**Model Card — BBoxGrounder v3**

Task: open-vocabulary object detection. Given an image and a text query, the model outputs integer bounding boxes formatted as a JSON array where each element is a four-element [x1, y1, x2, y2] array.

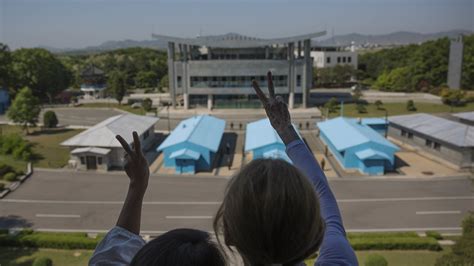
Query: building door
[[86, 156, 97, 170]]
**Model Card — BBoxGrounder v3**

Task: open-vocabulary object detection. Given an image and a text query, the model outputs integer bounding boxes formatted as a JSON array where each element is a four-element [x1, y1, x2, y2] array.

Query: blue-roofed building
[[157, 115, 226, 174], [317, 117, 399, 175], [0, 89, 10, 115], [245, 118, 294, 163], [361, 118, 388, 136]]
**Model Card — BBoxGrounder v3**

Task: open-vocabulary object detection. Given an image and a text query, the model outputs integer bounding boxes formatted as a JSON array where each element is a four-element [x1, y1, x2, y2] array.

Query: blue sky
[[1, 0, 472, 49]]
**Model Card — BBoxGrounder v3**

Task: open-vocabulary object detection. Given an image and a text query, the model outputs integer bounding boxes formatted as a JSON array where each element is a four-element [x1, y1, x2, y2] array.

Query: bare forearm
[[116, 184, 146, 235]]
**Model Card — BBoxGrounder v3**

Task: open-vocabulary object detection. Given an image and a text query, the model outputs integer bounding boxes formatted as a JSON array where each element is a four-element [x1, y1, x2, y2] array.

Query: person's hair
[[213, 158, 325, 266], [130, 228, 226, 266]]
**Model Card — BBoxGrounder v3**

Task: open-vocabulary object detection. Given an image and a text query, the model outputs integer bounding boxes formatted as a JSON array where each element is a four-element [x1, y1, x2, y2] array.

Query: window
[[326, 57, 331, 63], [408, 133, 413, 139], [177, 76, 182, 88], [348, 57, 352, 63], [342, 57, 346, 63], [425, 139, 432, 147], [337, 57, 341, 63], [297, 75, 301, 87], [80, 157, 85, 164], [143, 130, 149, 140], [434, 142, 441, 151], [98, 157, 103, 165], [401, 130, 407, 137]]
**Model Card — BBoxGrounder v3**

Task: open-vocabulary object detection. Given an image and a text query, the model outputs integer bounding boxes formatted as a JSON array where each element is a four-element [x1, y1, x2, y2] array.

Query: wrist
[[128, 181, 148, 195], [278, 125, 300, 145]]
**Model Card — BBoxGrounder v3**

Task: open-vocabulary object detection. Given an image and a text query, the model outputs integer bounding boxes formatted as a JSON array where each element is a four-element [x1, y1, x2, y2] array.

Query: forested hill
[[358, 35, 474, 91]]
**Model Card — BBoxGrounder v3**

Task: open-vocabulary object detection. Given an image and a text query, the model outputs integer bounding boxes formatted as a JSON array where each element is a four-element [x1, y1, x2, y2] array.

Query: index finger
[[116, 134, 134, 157], [267, 71, 275, 99], [252, 80, 269, 106]]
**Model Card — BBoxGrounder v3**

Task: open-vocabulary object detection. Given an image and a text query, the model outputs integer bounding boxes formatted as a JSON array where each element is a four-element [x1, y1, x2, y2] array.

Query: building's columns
[[207, 94, 213, 110], [288, 42, 295, 109], [208, 47, 212, 60], [182, 44, 189, 110], [167, 42, 176, 108], [265, 46, 270, 59], [303, 39, 312, 108], [297, 41, 302, 58]]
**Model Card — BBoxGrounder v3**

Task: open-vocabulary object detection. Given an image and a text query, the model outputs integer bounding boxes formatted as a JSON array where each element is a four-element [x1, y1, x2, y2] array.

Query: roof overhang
[[152, 31, 327, 48]]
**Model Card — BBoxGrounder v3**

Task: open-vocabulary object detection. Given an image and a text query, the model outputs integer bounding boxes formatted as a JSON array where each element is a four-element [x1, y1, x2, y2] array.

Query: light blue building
[[157, 115, 226, 174], [317, 117, 399, 175], [361, 118, 388, 136], [0, 89, 10, 115], [245, 118, 293, 163]]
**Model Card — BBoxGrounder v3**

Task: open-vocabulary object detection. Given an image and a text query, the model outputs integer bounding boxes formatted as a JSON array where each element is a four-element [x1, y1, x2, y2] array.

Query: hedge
[[365, 254, 388, 266], [32, 257, 53, 266], [348, 232, 419, 239], [4, 172, 17, 182], [349, 237, 442, 251], [426, 230, 443, 240], [0, 231, 101, 250]]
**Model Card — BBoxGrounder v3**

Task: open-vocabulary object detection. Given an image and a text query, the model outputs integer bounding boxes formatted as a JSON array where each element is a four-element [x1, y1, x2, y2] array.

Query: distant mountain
[[315, 29, 472, 47], [44, 29, 472, 54]]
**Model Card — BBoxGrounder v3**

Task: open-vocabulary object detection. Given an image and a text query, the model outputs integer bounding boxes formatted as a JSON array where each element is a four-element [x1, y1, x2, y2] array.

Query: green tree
[[374, 100, 384, 110], [7, 87, 41, 134], [356, 103, 367, 113], [142, 98, 153, 112], [373, 67, 413, 91], [324, 97, 338, 113], [406, 100, 417, 111], [135, 71, 158, 88], [440, 88, 466, 106], [43, 110, 59, 128], [108, 71, 128, 105], [12, 48, 72, 102], [159, 74, 169, 92], [0, 43, 12, 88]]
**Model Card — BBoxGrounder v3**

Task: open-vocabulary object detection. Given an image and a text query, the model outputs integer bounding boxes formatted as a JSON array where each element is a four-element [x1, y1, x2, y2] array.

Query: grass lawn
[[0, 125, 83, 169], [305, 248, 450, 266], [78, 102, 147, 115], [0, 247, 92, 266], [324, 102, 474, 118]]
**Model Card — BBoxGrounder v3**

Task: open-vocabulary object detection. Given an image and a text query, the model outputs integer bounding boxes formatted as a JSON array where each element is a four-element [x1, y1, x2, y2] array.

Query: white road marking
[[416, 210, 462, 215], [2, 196, 473, 205], [165, 216, 213, 219], [35, 214, 81, 218]]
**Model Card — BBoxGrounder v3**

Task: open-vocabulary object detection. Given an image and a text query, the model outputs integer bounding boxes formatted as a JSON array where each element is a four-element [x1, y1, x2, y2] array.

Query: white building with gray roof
[[62, 114, 159, 171], [388, 113, 474, 169]]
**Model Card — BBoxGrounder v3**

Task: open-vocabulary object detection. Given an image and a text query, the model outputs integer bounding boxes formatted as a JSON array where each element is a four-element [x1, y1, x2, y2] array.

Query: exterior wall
[[161, 142, 213, 173], [252, 143, 287, 160], [0, 89, 10, 115], [320, 131, 397, 175], [388, 125, 472, 168], [312, 51, 358, 69], [173, 60, 305, 95], [70, 151, 110, 171]]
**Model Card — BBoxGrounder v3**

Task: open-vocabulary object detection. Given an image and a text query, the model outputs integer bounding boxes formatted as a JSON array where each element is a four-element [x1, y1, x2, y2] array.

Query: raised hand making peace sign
[[252, 71, 299, 145], [116, 131, 149, 191]]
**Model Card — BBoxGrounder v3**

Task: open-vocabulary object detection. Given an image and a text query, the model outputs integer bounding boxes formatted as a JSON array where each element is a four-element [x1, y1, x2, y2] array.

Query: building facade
[[153, 32, 326, 109], [318, 117, 399, 175], [245, 118, 294, 163], [388, 113, 474, 170], [157, 115, 226, 174], [0, 89, 10, 115], [62, 114, 158, 171], [80, 65, 107, 99], [311, 46, 358, 69]]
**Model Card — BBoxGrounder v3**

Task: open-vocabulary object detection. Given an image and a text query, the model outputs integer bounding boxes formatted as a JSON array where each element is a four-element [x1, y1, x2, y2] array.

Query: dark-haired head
[[214, 159, 325, 266], [130, 228, 226, 266]]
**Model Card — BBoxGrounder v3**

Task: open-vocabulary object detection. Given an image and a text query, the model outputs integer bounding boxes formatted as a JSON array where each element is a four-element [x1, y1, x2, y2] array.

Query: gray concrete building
[[447, 35, 464, 89], [388, 113, 474, 170], [152, 32, 326, 109]]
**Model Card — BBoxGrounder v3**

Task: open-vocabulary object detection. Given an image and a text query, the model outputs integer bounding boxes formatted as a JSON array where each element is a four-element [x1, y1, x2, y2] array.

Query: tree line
[[0, 44, 169, 104]]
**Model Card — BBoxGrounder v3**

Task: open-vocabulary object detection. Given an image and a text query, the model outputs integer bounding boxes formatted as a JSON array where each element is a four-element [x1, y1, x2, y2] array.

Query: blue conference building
[[157, 115, 226, 174], [0, 89, 10, 115], [317, 117, 399, 175], [245, 118, 293, 163]]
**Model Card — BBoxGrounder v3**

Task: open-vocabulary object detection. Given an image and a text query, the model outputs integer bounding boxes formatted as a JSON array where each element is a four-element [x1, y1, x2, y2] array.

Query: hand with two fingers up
[[252, 71, 300, 145], [116, 131, 149, 192]]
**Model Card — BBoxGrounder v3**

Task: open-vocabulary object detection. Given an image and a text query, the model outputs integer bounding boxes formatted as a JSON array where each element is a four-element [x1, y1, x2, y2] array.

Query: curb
[[0, 162, 33, 199]]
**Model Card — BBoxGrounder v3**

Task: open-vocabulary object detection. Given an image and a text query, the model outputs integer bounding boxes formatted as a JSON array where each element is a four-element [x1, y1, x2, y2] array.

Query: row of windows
[[326, 56, 352, 64], [187, 75, 297, 88], [401, 130, 441, 151]]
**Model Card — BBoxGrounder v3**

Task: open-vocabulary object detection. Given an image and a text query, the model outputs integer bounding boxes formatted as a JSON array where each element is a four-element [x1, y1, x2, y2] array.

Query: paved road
[[1, 169, 472, 235], [41, 108, 123, 127]]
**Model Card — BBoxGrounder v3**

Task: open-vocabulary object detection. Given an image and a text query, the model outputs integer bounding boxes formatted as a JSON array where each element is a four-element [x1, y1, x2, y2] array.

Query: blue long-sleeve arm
[[286, 139, 358, 266]]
